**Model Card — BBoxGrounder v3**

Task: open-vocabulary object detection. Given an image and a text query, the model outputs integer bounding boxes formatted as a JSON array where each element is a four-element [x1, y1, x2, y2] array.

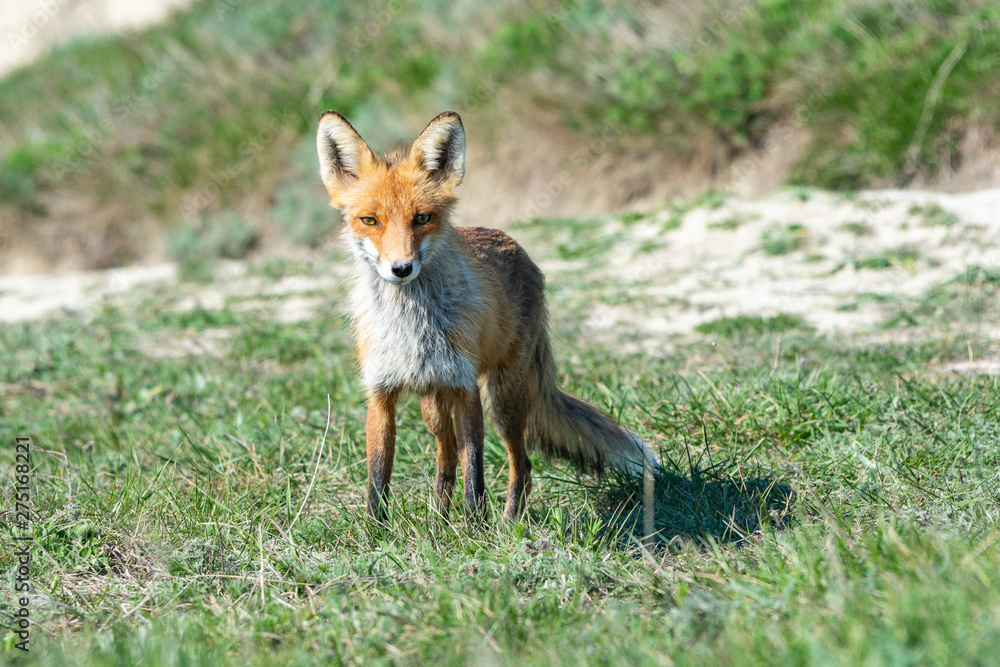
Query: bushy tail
[[525, 335, 658, 477]]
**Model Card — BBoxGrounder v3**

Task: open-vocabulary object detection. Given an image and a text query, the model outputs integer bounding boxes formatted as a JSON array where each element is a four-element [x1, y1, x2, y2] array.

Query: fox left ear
[[410, 111, 465, 189], [317, 111, 376, 205]]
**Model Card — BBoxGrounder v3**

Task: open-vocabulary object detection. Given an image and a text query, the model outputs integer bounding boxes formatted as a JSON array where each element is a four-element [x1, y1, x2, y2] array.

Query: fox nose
[[391, 261, 413, 278]]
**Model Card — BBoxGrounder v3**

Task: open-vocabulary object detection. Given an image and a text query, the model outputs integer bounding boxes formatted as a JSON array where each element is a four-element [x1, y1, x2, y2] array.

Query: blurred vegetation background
[[1, 0, 998, 272]]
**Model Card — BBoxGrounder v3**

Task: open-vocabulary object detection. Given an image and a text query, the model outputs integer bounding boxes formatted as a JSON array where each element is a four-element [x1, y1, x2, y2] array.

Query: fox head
[[317, 110, 466, 285]]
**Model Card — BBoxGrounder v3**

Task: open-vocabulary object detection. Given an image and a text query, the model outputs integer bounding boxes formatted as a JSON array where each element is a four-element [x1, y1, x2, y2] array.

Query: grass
[[910, 202, 960, 228], [661, 213, 684, 233], [3, 225, 1000, 663], [512, 217, 616, 263], [535, 0, 1000, 188], [840, 220, 874, 236], [694, 313, 811, 337], [707, 214, 754, 231], [168, 210, 259, 283], [880, 264, 1000, 329], [854, 246, 920, 271], [619, 212, 649, 226], [760, 223, 807, 256], [785, 186, 816, 202], [692, 190, 728, 210], [836, 292, 897, 312], [955, 264, 1000, 285], [636, 239, 666, 254]]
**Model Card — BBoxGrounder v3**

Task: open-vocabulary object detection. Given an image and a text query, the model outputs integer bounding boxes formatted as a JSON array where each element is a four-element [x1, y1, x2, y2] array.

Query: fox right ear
[[410, 111, 465, 189], [317, 111, 375, 204]]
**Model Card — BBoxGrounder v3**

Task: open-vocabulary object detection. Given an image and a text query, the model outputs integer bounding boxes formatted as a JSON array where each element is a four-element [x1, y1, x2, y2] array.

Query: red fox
[[316, 110, 657, 529]]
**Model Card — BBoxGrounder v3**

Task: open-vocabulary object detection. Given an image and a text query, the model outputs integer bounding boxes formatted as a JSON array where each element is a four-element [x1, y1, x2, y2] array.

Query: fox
[[316, 110, 657, 529]]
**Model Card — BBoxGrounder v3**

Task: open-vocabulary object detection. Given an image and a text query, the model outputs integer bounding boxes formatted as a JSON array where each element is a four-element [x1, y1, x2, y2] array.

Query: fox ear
[[317, 111, 375, 203], [410, 111, 465, 189]]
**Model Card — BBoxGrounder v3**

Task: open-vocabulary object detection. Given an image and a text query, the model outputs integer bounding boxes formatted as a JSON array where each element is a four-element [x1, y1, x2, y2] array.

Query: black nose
[[391, 261, 413, 278]]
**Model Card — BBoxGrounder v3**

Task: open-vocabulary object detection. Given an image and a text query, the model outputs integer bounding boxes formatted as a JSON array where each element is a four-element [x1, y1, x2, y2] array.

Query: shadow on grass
[[596, 459, 794, 547]]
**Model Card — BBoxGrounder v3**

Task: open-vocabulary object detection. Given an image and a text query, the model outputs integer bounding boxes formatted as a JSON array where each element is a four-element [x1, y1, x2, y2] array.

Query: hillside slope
[[2, 0, 999, 272]]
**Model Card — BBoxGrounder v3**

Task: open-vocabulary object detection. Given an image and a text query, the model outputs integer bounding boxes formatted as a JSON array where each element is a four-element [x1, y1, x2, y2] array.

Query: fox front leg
[[365, 388, 400, 524], [420, 392, 459, 517], [454, 387, 487, 523]]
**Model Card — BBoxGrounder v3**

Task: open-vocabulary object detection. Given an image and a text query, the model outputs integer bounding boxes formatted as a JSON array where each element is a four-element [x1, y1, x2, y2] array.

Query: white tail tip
[[643, 457, 656, 545]]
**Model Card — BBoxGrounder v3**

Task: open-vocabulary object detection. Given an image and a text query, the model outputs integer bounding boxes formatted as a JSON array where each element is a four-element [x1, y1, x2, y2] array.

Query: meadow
[[3, 0, 1000, 663], [2, 206, 1000, 664]]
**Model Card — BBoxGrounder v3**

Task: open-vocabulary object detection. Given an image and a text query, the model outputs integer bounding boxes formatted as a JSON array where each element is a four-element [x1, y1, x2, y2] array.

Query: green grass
[[636, 239, 666, 254], [840, 220, 874, 236], [955, 264, 1000, 285], [910, 202, 960, 228], [513, 217, 616, 263], [785, 186, 817, 202], [692, 190, 728, 210], [168, 209, 259, 282], [538, 0, 1000, 188], [3, 243, 999, 663], [661, 213, 684, 233], [854, 246, 920, 271], [619, 211, 649, 226], [836, 292, 897, 312], [708, 215, 747, 231], [694, 313, 811, 337], [761, 223, 807, 256], [880, 265, 1000, 329]]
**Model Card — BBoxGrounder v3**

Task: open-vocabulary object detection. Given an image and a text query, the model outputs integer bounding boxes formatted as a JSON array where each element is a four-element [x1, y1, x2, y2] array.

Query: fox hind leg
[[420, 391, 459, 517], [498, 414, 532, 522], [485, 371, 533, 522]]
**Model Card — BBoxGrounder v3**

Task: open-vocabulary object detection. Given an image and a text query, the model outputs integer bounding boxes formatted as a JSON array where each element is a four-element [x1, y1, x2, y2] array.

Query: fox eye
[[414, 213, 431, 225], [360, 216, 377, 226]]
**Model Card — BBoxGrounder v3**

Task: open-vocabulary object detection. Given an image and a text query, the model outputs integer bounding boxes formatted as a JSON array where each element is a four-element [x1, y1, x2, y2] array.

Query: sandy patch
[[941, 359, 1000, 376], [0, 0, 192, 77], [0, 263, 175, 322], [138, 327, 230, 359], [2, 188, 998, 363], [528, 188, 1000, 352]]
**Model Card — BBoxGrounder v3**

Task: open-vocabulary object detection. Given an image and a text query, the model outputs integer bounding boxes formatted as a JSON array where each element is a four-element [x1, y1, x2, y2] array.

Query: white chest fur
[[348, 255, 484, 394]]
